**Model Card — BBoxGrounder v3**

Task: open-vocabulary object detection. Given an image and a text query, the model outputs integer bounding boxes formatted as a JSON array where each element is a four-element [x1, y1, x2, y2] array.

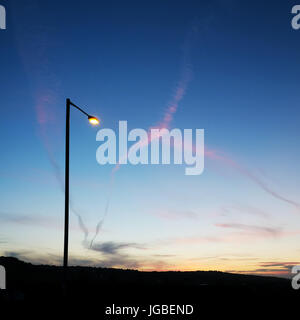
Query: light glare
[[88, 116, 100, 125]]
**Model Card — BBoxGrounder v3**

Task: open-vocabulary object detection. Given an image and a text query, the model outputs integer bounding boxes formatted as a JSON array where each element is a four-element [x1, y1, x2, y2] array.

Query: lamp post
[[64, 98, 99, 270]]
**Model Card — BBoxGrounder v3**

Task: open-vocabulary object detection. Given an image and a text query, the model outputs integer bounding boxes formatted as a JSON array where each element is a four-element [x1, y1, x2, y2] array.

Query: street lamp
[[64, 98, 100, 270]]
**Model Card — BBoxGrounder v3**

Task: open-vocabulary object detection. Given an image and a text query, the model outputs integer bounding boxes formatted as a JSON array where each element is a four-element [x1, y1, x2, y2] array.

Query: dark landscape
[[0, 256, 298, 316]]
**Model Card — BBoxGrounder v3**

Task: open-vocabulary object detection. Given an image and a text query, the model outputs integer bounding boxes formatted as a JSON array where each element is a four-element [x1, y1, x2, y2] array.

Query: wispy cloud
[[0, 211, 59, 228], [91, 22, 199, 245], [0, 211, 93, 235], [211, 152, 300, 211], [152, 209, 199, 221], [220, 205, 269, 219], [90, 241, 146, 255], [215, 223, 282, 237], [3, 250, 34, 261], [226, 261, 300, 278], [1, 250, 95, 266], [189, 254, 259, 262], [162, 223, 294, 246], [0, 236, 7, 244], [87, 241, 173, 270], [88, 241, 146, 269]]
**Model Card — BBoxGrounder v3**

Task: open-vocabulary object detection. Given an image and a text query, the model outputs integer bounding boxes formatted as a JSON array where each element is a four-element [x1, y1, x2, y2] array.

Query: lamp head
[[88, 115, 100, 125]]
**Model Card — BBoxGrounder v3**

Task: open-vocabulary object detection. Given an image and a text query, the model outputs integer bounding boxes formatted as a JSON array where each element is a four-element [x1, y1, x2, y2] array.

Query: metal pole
[[64, 98, 70, 269]]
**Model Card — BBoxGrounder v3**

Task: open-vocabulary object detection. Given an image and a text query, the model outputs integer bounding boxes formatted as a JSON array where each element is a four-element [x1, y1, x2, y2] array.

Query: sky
[[0, 0, 300, 278]]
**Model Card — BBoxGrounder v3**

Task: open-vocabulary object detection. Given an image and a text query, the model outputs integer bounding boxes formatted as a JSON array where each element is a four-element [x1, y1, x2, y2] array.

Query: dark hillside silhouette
[[0, 256, 299, 316]]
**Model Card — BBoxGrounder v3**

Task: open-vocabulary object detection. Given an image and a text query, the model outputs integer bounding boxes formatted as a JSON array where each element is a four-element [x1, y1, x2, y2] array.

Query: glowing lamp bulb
[[88, 116, 100, 125]]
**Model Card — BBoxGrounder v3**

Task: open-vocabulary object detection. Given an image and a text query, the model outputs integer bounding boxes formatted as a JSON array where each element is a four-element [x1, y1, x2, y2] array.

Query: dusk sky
[[1, 0, 300, 277]]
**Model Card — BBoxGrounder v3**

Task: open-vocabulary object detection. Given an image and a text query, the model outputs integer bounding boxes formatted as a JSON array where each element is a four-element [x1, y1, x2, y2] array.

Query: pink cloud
[[151, 209, 199, 220]]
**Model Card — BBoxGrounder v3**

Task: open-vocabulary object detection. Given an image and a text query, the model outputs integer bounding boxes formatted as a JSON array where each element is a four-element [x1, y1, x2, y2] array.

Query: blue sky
[[0, 0, 300, 276]]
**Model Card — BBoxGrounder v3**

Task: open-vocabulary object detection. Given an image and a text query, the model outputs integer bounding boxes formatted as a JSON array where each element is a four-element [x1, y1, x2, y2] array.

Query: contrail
[[90, 23, 199, 247], [154, 24, 195, 130], [40, 126, 91, 242], [216, 153, 300, 210], [48, 148, 90, 243], [70, 200, 89, 244], [11, 2, 91, 244], [175, 138, 300, 210], [13, 25, 91, 243], [113, 22, 198, 173], [89, 173, 115, 248]]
